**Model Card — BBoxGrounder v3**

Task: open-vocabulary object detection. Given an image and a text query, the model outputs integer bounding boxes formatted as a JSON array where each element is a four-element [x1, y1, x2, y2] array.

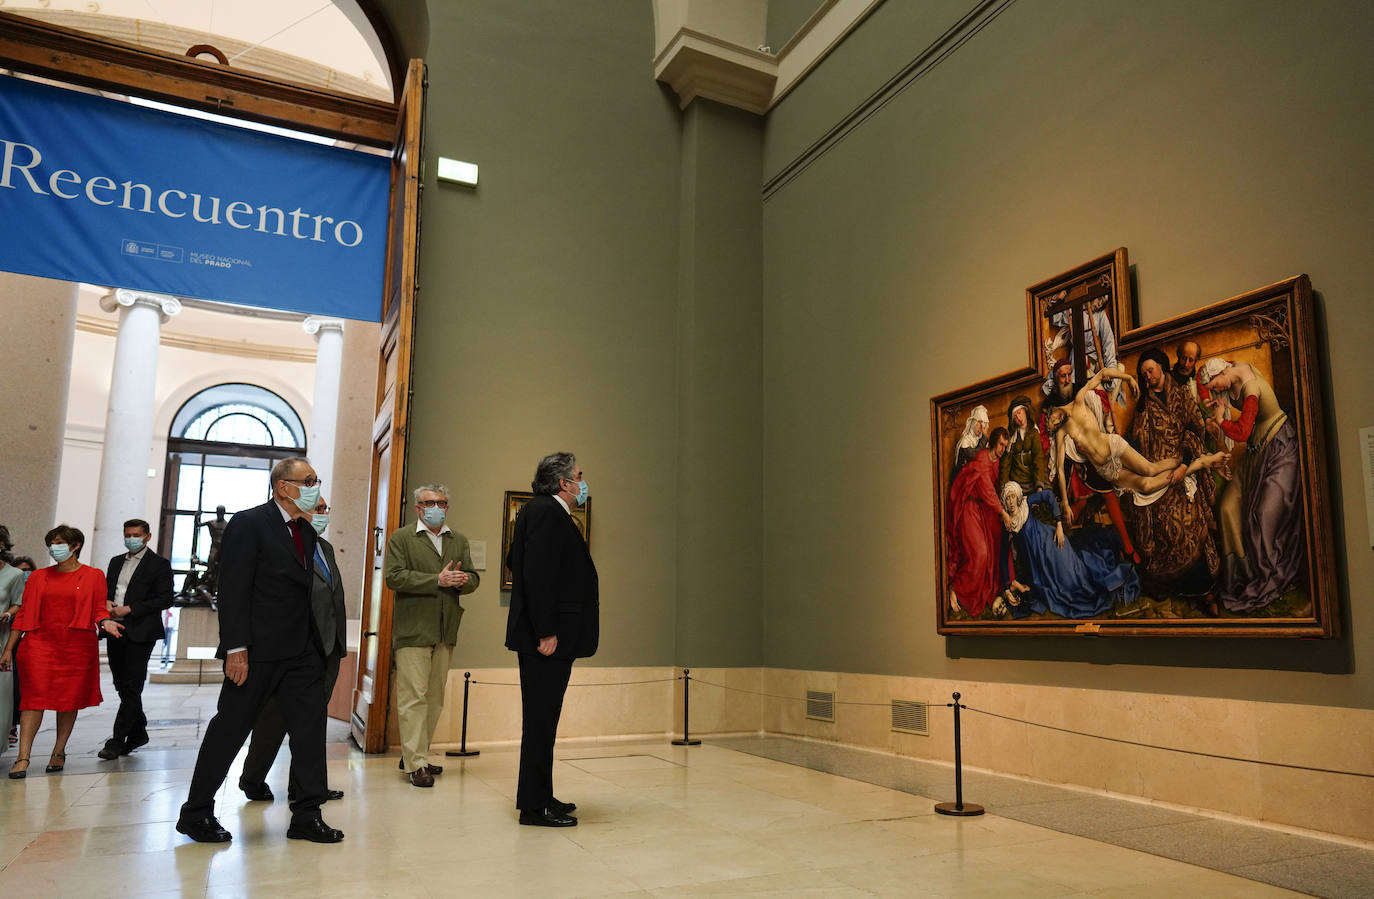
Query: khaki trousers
[[394, 642, 453, 773]]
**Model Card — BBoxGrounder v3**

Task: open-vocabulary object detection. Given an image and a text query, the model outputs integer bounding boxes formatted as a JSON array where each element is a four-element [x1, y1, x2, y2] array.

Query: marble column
[[91, 289, 180, 568], [303, 317, 345, 496], [0, 272, 78, 557]]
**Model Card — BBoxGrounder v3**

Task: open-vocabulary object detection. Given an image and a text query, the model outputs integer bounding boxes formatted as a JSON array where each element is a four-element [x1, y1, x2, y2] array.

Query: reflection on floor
[[0, 673, 1369, 897]]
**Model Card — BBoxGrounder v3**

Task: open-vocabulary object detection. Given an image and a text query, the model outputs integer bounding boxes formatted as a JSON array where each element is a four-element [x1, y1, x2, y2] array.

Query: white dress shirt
[[114, 544, 149, 607]]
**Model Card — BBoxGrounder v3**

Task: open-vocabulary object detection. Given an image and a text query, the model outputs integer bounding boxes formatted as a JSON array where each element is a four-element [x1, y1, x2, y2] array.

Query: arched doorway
[[160, 383, 307, 590]]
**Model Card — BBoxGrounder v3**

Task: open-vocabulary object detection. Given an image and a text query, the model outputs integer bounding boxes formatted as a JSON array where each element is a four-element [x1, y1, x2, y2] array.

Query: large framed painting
[[932, 258, 1337, 637], [498, 490, 593, 590]]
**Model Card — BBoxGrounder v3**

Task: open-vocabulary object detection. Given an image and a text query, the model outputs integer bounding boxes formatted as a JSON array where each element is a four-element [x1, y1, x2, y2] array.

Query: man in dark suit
[[238, 495, 348, 803], [505, 452, 599, 827], [98, 518, 174, 760], [176, 457, 343, 844]]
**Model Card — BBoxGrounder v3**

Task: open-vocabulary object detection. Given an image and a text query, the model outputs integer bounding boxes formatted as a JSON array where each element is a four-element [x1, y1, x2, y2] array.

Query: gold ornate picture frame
[[932, 257, 1337, 637]]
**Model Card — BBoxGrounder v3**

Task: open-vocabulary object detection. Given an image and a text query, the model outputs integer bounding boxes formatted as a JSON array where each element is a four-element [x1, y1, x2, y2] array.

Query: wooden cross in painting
[[1043, 273, 1114, 387], [931, 248, 1338, 638]]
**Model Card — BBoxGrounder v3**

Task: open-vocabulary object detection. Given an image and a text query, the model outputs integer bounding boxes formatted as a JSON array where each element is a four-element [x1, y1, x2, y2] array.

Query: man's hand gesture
[[437, 561, 468, 589]]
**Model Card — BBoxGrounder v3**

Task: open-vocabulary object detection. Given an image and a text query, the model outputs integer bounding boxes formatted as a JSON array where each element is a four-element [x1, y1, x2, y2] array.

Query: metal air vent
[[891, 699, 929, 735], [806, 690, 835, 722]]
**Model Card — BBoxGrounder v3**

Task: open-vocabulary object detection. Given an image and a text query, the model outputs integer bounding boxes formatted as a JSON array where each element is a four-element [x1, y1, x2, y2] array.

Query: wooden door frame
[[0, 9, 419, 753]]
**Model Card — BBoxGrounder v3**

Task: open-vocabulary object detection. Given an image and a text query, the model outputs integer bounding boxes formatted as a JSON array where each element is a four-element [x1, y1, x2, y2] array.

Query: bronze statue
[[200, 506, 228, 595]]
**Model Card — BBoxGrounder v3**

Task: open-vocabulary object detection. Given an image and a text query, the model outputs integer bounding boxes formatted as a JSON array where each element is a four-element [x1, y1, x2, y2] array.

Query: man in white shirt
[[99, 519, 174, 760]]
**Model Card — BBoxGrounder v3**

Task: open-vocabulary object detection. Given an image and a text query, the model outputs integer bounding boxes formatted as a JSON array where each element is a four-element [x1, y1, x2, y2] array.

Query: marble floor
[[0, 673, 1366, 897]]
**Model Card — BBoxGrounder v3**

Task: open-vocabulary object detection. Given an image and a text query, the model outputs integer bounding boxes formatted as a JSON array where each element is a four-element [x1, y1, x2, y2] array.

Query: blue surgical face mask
[[20, 571, 29, 582], [292, 483, 321, 513], [48, 543, 71, 563], [124, 536, 147, 553], [574, 479, 589, 506], [422, 505, 446, 528], [311, 513, 330, 535]]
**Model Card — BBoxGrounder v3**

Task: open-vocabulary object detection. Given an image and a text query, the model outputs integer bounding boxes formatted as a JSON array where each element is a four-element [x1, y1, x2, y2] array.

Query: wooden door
[[351, 58, 425, 752]]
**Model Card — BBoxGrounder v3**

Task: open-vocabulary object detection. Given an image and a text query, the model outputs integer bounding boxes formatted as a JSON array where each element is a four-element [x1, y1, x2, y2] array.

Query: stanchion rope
[[961, 704, 1374, 779], [470, 676, 681, 688]]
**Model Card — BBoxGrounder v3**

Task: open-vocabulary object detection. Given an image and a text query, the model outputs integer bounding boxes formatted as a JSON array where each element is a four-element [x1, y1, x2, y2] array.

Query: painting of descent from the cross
[[931, 248, 1339, 637]]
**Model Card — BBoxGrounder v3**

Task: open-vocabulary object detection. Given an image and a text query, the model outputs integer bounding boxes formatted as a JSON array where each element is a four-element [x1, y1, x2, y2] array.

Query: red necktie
[[289, 518, 305, 563]]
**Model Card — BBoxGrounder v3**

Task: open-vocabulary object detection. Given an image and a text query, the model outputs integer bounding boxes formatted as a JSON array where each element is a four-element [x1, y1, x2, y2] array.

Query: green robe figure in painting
[[1000, 395, 1046, 495]]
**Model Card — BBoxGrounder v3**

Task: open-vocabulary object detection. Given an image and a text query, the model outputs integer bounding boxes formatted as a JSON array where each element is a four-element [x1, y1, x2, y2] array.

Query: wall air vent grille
[[891, 699, 929, 735], [806, 690, 835, 722]]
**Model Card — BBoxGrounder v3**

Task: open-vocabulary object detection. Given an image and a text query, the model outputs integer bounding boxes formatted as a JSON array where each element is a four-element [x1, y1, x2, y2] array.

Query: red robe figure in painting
[[946, 428, 1010, 617]]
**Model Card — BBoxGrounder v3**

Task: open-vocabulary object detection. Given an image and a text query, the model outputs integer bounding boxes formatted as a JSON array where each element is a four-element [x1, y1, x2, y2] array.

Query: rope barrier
[[961, 705, 1374, 779], [470, 677, 680, 688], [450, 672, 1373, 781]]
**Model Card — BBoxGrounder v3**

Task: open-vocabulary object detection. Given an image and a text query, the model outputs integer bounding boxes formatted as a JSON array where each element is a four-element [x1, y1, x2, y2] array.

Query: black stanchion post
[[935, 691, 983, 816], [671, 668, 701, 746], [445, 671, 481, 758]]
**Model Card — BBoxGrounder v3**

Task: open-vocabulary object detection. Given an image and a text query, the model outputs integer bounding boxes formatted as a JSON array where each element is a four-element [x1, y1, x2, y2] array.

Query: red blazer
[[12, 564, 108, 632]]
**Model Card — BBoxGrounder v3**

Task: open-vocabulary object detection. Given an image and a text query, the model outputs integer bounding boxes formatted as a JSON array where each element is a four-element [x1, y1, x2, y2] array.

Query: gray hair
[[269, 457, 311, 491], [531, 452, 577, 496], [413, 484, 450, 505]]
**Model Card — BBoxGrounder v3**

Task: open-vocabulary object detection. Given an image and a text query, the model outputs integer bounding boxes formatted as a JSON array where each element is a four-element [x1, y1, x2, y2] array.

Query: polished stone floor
[[0, 672, 1366, 897]]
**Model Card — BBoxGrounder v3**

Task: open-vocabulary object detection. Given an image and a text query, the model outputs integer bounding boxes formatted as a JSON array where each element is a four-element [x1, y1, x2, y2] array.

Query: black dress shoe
[[239, 780, 274, 802], [551, 797, 576, 814], [519, 808, 577, 827], [398, 758, 444, 775], [286, 817, 344, 843], [408, 767, 435, 788], [122, 734, 150, 754], [287, 789, 345, 802], [177, 816, 232, 843], [97, 739, 122, 761]]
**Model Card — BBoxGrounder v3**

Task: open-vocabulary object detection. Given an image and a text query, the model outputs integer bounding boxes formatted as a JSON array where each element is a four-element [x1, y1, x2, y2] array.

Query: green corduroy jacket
[[383, 522, 479, 649]]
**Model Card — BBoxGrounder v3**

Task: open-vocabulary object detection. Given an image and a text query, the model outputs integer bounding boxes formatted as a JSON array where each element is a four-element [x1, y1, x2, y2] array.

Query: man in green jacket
[[384, 484, 479, 787]]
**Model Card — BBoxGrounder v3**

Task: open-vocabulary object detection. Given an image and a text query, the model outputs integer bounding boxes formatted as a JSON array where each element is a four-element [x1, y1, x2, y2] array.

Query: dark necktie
[[289, 518, 305, 564]]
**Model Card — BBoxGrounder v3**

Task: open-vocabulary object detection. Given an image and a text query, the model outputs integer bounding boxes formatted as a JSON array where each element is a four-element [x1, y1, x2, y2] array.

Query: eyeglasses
[[418, 500, 449, 509], [284, 477, 324, 488]]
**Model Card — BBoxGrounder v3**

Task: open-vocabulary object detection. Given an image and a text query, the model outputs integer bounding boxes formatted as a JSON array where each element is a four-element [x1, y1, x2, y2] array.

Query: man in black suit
[[98, 518, 174, 760], [238, 495, 348, 803], [176, 457, 343, 844], [505, 452, 599, 827]]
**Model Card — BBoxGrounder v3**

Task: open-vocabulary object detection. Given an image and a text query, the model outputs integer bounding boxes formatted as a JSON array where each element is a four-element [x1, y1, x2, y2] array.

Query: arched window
[[161, 384, 307, 590]]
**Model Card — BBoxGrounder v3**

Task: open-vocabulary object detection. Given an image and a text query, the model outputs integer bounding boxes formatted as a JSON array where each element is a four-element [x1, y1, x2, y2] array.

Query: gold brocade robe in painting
[[1129, 381, 1220, 583]]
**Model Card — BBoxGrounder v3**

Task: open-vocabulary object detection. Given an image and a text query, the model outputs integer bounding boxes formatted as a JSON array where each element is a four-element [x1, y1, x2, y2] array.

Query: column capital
[[303, 317, 346, 339], [99, 289, 181, 322]]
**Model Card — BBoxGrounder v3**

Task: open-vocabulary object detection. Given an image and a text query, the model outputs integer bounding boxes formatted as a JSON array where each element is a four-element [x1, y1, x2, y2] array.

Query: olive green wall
[[675, 99, 765, 667], [380, 0, 1373, 708], [765, 0, 826, 53], [391, 1, 764, 669], [760, 0, 1374, 708]]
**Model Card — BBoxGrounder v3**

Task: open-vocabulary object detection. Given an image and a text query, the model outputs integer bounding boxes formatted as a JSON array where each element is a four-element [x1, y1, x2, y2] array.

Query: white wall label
[[469, 539, 487, 571]]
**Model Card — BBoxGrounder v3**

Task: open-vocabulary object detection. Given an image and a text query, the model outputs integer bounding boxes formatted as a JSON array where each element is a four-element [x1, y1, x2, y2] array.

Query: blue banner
[[0, 75, 388, 321]]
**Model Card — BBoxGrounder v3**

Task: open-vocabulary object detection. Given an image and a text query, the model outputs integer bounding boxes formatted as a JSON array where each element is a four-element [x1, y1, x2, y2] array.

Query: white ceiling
[[1, 0, 391, 96]]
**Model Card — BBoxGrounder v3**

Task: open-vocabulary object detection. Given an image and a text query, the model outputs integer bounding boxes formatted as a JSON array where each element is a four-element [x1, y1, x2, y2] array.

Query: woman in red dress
[[0, 525, 124, 778]]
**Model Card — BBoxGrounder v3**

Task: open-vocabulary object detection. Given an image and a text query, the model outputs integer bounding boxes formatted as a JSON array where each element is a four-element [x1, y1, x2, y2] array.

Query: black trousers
[[515, 651, 573, 811], [180, 646, 328, 822], [240, 652, 341, 790], [105, 637, 156, 745]]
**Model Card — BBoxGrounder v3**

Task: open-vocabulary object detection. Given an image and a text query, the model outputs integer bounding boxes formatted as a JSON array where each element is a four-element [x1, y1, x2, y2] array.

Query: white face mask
[[48, 543, 72, 563]]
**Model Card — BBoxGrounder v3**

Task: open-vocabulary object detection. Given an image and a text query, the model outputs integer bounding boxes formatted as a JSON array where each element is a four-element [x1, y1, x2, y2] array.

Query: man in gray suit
[[238, 496, 348, 802]]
